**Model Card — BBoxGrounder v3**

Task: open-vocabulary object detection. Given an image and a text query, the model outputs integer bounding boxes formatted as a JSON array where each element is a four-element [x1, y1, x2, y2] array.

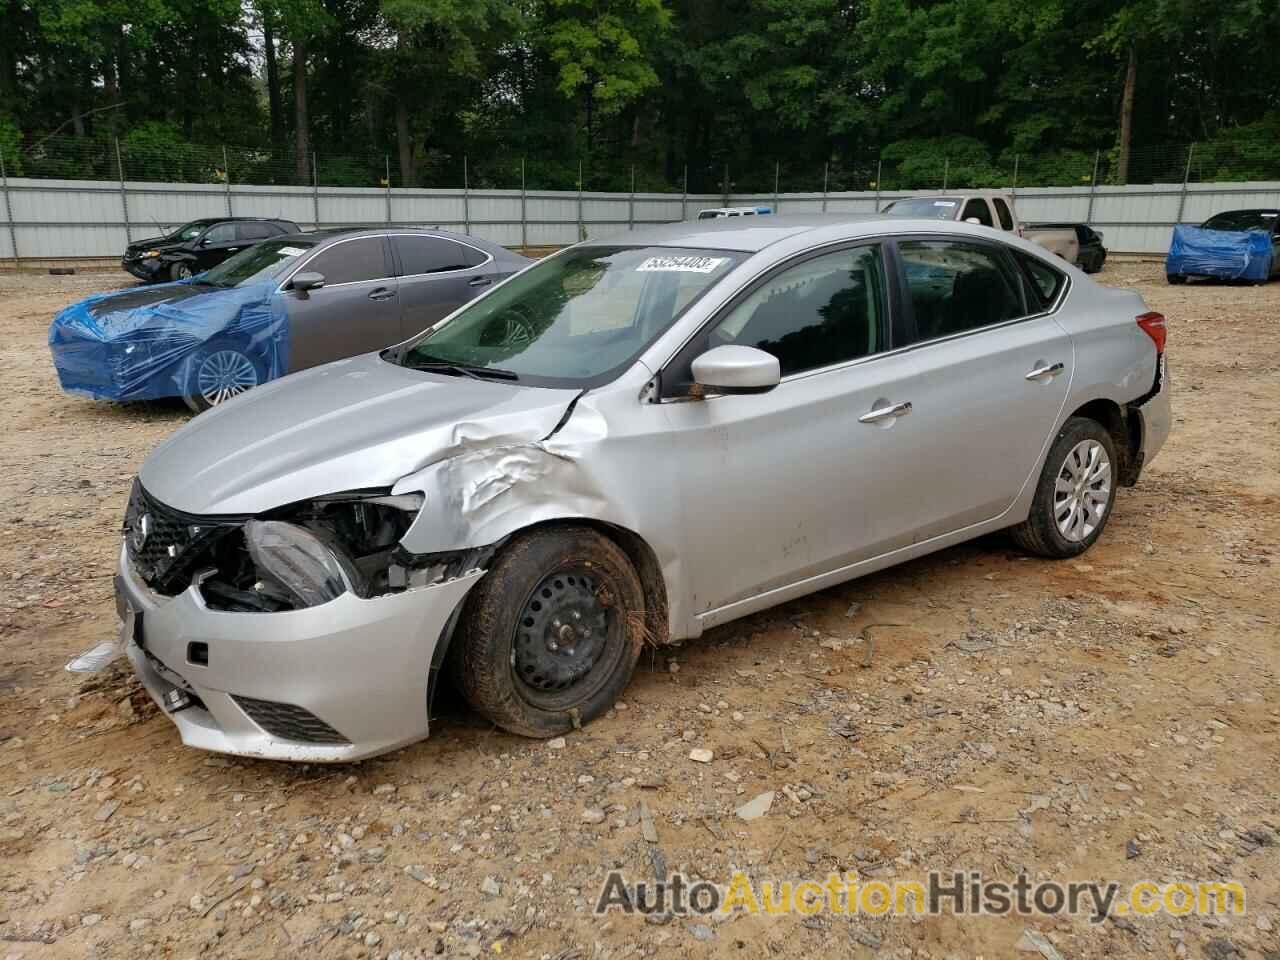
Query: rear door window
[[992, 197, 1015, 231], [960, 199, 994, 227], [393, 235, 480, 275], [1013, 250, 1067, 308], [305, 238, 392, 285], [237, 222, 276, 241], [897, 239, 1023, 343]]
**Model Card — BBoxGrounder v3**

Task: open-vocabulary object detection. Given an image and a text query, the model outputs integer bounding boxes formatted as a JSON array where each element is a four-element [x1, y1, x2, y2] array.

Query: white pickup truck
[[881, 190, 1079, 264]]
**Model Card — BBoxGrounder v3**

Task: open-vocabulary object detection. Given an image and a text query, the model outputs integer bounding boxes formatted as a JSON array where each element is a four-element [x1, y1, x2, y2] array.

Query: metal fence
[[3, 135, 1280, 262]]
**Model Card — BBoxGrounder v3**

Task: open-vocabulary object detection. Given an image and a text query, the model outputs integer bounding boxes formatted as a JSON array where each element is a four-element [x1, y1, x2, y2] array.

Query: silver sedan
[[101, 215, 1171, 761]]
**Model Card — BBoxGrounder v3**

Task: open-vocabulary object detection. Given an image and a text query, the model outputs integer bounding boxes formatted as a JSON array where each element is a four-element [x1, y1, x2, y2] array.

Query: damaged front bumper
[[114, 540, 483, 762]]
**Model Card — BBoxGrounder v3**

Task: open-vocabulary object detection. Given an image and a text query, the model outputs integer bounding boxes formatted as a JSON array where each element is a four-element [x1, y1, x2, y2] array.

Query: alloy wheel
[[196, 350, 259, 407], [1053, 439, 1111, 542]]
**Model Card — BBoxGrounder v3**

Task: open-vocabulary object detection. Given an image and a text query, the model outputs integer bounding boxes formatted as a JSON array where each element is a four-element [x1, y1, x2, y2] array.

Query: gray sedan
[[95, 215, 1170, 761], [49, 227, 530, 411]]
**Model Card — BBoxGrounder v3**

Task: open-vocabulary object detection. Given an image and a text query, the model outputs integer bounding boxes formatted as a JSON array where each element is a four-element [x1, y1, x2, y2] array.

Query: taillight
[[1136, 312, 1166, 354]]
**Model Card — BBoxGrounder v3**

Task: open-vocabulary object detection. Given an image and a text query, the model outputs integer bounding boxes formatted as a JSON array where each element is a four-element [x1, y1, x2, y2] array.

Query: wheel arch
[[427, 516, 672, 714], [499, 517, 671, 648], [1064, 398, 1141, 486]]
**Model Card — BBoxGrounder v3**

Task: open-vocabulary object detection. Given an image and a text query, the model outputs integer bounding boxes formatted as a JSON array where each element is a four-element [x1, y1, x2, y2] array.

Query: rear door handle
[[468, 276, 492, 287], [369, 287, 396, 301], [1024, 362, 1065, 381], [859, 401, 912, 424]]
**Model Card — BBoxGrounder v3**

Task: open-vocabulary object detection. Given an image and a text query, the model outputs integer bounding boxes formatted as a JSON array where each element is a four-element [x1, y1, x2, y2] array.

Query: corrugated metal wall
[[3, 176, 1279, 261]]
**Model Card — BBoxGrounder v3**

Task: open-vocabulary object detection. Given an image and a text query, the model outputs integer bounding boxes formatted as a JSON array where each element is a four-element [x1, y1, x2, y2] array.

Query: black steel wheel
[[450, 526, 645, 737]]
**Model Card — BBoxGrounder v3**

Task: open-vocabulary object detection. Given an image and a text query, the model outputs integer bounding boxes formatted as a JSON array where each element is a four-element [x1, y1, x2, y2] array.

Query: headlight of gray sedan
[[244, 520, 358, 608], [201, 490, 426, 611]]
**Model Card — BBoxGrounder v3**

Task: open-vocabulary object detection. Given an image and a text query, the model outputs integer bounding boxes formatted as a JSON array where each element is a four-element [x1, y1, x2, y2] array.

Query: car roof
[[287, 226, 520, 258], [602, 215, 874, 252], [599, 214, 1066, 256], [1205, 208, 1280, 216]]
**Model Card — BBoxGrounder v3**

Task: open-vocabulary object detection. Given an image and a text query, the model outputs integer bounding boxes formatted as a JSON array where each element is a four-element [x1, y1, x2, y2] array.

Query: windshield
[[1201, 211, 1278, 233], [394, 245, 744, 387], [170, 220, 210, 242], [199, 237, 316, 288], [882, 198, 960, 220]]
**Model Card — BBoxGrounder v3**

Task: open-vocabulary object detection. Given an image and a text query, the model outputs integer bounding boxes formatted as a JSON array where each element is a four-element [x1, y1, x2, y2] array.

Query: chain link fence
[[4, 133, 1280, 193], [2, 132, 1279, 264]]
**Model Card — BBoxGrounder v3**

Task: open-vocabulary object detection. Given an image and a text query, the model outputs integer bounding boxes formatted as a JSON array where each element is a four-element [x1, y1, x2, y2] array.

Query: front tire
[[451, 526, 645, 738], [182, 343, 263, 412], [1166, 273, 1186, 285], [170, 261, 194, 282], [1010, 417, 1117, 558]]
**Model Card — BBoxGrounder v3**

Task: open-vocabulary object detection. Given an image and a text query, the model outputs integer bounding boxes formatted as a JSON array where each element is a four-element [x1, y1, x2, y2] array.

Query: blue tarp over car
[[48, 279, 289, 401], [1166, 224, 1274, 281]]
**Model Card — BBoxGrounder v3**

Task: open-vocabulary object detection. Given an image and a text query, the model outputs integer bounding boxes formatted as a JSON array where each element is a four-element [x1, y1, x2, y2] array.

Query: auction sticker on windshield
[[637, 255, 728, 273], [933, 201, 957, 207], [277, 246, 309, 256]]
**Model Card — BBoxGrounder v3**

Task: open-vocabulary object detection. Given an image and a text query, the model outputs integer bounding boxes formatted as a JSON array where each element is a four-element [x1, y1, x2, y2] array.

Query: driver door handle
[[368, 287, 396, 301], [468, 276, 492, 287], [859, 401, 913, 424], [1024, 362, 1065, 381]]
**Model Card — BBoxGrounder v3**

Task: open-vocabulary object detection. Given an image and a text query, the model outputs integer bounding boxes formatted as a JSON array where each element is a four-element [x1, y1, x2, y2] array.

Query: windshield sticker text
[[637, 255, 728, 274], [277, 246, 309, 256]]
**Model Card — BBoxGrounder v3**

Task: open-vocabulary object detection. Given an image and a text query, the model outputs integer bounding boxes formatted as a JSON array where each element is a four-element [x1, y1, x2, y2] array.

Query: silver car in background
[[107, 215, 1171, 761]]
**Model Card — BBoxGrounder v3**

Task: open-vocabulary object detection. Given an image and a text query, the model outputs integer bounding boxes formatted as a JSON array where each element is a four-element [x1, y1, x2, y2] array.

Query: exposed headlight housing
[[244, 520, 357, 608], [141, 249, 161, 258]]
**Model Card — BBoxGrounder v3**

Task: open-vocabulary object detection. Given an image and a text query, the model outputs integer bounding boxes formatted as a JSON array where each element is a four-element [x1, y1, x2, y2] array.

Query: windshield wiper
[[406, 358, 520, 381]]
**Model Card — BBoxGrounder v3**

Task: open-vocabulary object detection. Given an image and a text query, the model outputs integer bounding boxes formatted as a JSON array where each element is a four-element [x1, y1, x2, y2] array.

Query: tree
[[539, 0, 671, 149]]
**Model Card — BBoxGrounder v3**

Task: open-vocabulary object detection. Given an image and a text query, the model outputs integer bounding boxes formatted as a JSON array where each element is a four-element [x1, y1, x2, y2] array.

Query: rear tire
[[181, 342, 263, 412], [451, 526, 645, 738], [1010, 417, 1117, 559], [1166, 273, 1186, 285]]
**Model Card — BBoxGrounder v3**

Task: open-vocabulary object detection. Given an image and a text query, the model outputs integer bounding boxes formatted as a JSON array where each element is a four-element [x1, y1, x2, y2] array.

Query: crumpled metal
[[48, 279, 289, 401]]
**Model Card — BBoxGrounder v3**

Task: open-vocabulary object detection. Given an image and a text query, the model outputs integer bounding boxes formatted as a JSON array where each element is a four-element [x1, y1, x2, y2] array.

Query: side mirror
[[690, 345, 780, 396], [290, 271, 326, 292], [964, 217, 982, 225], [199, 237, 212, 246]]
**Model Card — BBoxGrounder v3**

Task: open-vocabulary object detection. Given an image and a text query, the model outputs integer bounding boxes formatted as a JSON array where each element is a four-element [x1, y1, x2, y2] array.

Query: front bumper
[[116, 541, 483, 762], [122, 257, 165, 281]]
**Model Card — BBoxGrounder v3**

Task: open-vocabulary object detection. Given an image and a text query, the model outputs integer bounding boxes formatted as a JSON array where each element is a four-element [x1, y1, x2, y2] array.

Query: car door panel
[[283, 237, 401, 371], [193, 224, 243, 271], [391, 235, 496, 338], [661, 243, 914, 615], [664, 359, 927, 616]]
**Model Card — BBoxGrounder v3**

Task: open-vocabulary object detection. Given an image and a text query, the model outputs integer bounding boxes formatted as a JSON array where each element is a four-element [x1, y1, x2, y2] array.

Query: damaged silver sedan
[[87, 216, 1171, 761]]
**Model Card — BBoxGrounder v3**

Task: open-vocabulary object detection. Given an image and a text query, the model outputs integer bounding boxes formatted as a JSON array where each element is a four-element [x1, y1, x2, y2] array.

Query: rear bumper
[[1131, 355, 1171, 473], [116, 541, 484, 762]]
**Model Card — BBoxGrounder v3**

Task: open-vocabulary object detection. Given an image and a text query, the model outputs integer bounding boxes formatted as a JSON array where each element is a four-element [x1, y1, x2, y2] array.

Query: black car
[[122, 217, 301, 283], [1029, 223, 1108, 274]]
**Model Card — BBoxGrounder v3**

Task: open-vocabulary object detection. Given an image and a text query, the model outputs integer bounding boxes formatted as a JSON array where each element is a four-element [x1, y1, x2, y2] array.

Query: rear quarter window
[[1013, 250, 1067, 308]]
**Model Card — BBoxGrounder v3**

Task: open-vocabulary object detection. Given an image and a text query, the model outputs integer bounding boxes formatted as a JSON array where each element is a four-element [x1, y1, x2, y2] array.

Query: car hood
[[139, 351, 581, 515], [82, 281, 239, 319], [125, 235, 184, 254]]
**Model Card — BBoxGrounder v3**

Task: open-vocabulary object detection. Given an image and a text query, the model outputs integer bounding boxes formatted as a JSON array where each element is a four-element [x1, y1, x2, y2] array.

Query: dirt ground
[[0, 262, 1277, 960]]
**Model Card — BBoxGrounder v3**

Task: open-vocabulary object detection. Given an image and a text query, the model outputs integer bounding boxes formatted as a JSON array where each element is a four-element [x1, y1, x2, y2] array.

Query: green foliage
[[0, 118, 21, 177], [1, 0, 1278, 191]]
